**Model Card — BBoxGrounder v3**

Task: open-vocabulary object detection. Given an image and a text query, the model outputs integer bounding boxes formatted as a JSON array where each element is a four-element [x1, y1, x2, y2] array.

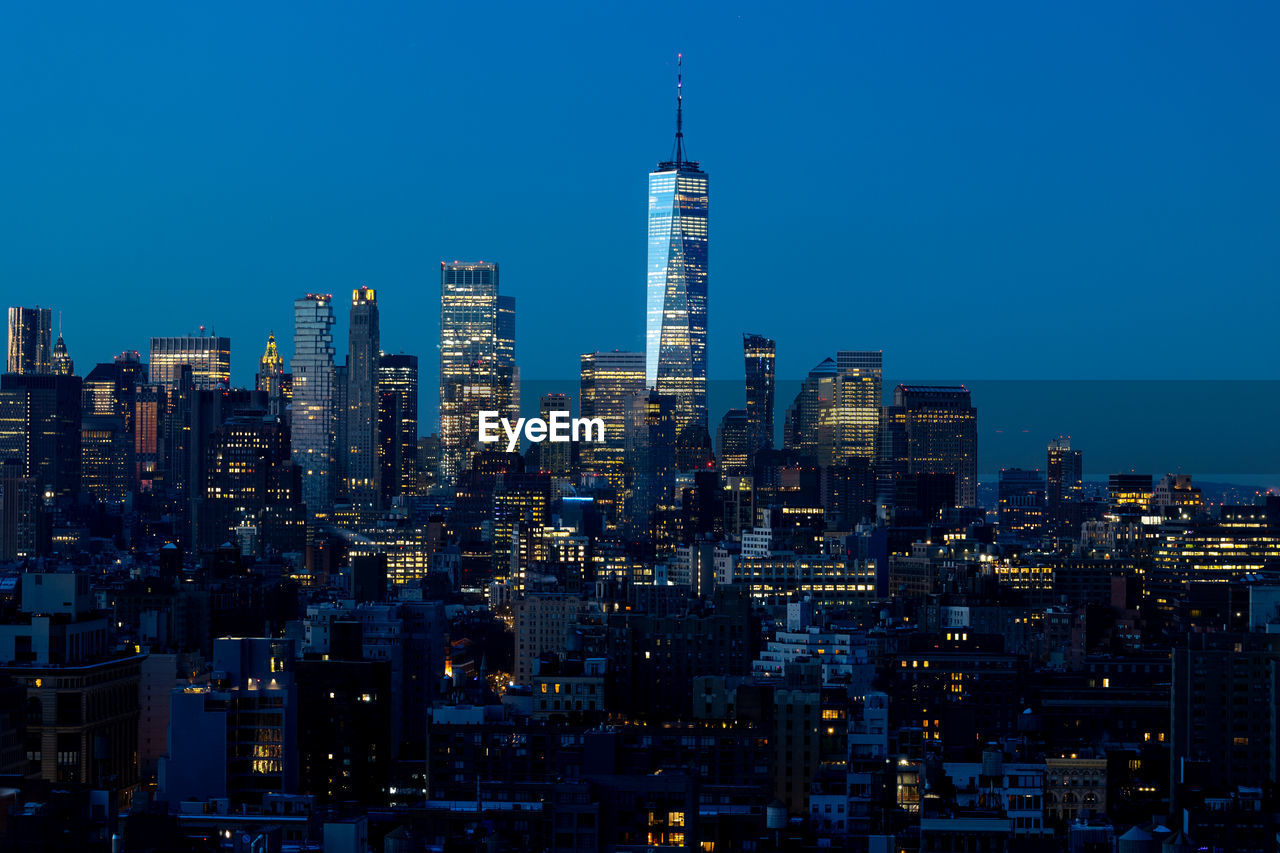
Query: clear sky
[[2, 2, 1277, 402]]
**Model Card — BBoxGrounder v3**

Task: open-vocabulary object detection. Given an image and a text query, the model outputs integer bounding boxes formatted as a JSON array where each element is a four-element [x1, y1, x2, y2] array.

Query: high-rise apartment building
[[743, 333, 775, 463], [6, 306, 53, 375], [580, 351, 646, 490], [882, 385, 978, 508], [377, 353, 418, 502], [347, 286, 381, 505], [646, 60, 709, 436], [291, 294, 336, 518], [439, 262, 516, 485], [148, 333, 231, 392]]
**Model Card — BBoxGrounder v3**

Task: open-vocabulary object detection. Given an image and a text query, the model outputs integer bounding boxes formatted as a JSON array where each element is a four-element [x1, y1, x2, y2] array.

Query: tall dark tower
[[377, 353, 418, 502], [1046, 436, 1083, 535], [347, 286, 381, 506], [646, 54, 709, 439], [743, 333, 775, 464]]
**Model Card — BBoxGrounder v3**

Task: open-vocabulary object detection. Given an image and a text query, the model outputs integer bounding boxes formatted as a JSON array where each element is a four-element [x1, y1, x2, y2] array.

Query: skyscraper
[[883, 385, 978, 508], [536, 392, 572, 476], [716, 408, 749, 476], [291, 294, 336, 518], [6, 306, 52, 375], [148, 333, 231, 392], [743, 333, 775, 463], [256, 331, 287, 418], [832, 351, 882, 466], [646, 57, 709, 436], [580, 351, 646, 490], [439, 261, 516, 485], [0, 373, 82, 499], [377, 353, 418, 502], [51, 330, 73, 376], [347, 286, 381, 506], [784, 358, 838, 464], [997, 467, 1047, 544], [1046, 436, 1083, 535]]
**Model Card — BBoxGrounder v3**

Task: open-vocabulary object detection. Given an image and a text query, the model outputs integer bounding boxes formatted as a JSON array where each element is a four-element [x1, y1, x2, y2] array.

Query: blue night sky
[[2, 2, 1278, 450]]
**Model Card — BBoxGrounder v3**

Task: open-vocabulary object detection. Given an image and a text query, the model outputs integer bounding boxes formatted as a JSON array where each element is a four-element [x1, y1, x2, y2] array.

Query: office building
[[579, 350, 646, 490], [81, 414, 129, 505], [347, 286, 381, 505], [6, 306, 53, 375], [1171, 632, 1280, 807], [0, 459, 39, 559], [439, 261, 517, 485], [148, 333, 231, 392], [536, 392, 573, 476], [646, 60, 709, 436], [997, 468, 1047, 544], [743, 333, 775, 463], [195, 411, 292, 551], [134, 383, 164, 492], [0, 372, 82, 498], [377, 353, 418, 502], [832, 350, 882, 466], [291, 294, 336, 518], [882, 385, 978, 508], [1108, 473, 1153, 511], [784, 358, 837, 464], [51, 330, 73, 376], [1046, 436, 1082, 535], [716, 408, 749, 476], [256, 331, 287, 418]]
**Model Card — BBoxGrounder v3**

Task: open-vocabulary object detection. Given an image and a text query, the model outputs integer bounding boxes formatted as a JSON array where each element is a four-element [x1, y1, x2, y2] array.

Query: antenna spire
[[673, 53, 684, 166]]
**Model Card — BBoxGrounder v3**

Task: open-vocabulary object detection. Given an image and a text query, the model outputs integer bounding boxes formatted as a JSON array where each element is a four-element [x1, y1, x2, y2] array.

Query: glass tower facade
[[646, 67, 708, 436], [148, 335, 231, 392], [7, 306, 53, 375], [291, 294, 336, 519], [439, 261, 517, 486], [832, 350, 882, 466], [743, 333, 775, 462], [377, 352, 418, 501], [579, 350, 646, 490]]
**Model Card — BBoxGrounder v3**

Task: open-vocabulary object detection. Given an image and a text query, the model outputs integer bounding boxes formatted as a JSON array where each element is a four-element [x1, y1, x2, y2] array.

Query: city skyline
[[2, 3, 1277, 398], [2, 8, 1280, 848]]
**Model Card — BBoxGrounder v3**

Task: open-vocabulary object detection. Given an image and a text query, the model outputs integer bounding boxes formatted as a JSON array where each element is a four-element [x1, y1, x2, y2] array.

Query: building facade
[[439, 262, 516, 486], [646, 63, 709, 436], [148, 334, 231, 392], [291, 294, 336, 519]]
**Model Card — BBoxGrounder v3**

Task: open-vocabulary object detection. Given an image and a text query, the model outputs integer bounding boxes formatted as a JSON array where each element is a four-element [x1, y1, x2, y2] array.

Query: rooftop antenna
[[673, 53, 685, 166]]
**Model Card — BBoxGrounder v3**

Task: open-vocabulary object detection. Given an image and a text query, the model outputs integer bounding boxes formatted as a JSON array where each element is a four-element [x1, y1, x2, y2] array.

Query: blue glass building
[[646, 59, 709, 436]]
